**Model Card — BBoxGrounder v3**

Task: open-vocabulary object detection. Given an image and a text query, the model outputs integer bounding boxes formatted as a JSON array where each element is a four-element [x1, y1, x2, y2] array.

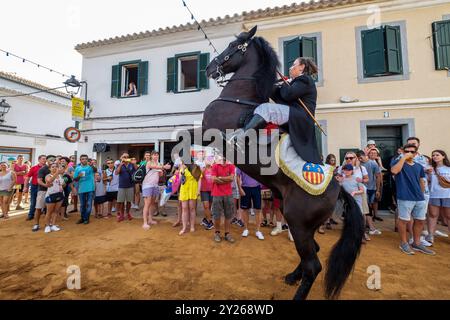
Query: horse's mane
[[248, 36, 280, 101]]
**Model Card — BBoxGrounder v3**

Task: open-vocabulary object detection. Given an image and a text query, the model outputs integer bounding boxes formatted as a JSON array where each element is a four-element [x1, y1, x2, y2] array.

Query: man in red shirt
[[211, 156, 236, 243], [24, 155, 46, 223], [13, 155, 28, 210]]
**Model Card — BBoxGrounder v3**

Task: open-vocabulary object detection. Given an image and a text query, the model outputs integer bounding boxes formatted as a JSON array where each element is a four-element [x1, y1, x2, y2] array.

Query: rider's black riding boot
[[243, 113, 267, 131], [226, 114, 267, 145]]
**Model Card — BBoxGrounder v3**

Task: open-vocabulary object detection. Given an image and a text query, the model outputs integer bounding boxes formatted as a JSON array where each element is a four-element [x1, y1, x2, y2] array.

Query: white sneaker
[[420, 237, 432, 247], [255, 231, 265, 240], [242, 229, 249, 237], [111, 207, 117, 213], [44, 226, 51, 233], [434, 230, 449, 238], [369, 229, 382, 235], [50, 225, 61, 232], [250, 209, 255, 216], [270, 227, 282, 236], [131, 204, 139, 209]]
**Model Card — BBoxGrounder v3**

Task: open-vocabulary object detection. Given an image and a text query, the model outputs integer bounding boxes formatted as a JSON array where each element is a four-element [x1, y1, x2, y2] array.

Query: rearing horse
[[202, 26, 364, 300]]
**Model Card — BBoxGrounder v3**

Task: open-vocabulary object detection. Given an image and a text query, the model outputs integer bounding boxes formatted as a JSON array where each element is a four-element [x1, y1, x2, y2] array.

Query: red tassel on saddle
[[264, 123, 279, 135]]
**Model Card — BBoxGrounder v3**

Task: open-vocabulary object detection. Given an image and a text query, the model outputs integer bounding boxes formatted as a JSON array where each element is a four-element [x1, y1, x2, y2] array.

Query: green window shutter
[[301, 36, 317, 63], [167, 57, 177, 93], [198, 53, 210, 90], [137, 61, 148, 95], [385, 26, 403, 74], [432, 20, 450, 70], [283, 37, 300, 75], [362, 28, 386, 77], [315, 125, 323, 158], [111, 64, 120, 98], [301, 36, 318, 81]]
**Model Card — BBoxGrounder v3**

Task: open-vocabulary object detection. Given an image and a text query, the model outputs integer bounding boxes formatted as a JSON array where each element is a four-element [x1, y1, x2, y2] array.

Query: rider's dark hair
[[297, 57, 318, 77]]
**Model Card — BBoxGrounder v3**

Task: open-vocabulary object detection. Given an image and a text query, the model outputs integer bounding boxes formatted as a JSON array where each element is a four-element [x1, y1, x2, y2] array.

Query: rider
[[230, 57, 322, 164]]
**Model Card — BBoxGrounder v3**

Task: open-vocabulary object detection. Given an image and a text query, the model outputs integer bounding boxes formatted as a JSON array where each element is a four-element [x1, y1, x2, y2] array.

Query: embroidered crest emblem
[[302, 163, 325, 185]]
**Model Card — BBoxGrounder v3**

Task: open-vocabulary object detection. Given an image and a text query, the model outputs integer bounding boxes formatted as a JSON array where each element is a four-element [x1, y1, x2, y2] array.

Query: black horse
[[200, 26, 364, 300]]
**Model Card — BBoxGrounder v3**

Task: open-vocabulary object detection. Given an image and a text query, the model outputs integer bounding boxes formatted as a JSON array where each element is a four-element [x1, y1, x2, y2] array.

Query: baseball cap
[[367, 140, 376, 146], [342, 164, 354, 171]]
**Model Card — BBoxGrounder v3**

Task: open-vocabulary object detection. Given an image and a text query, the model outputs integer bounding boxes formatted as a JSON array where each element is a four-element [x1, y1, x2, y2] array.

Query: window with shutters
[[110, 60, 148, 98], [361, 25, 403, 77], [167, 52, 210, 93], [283, 36, 318, 80], [432, 19, 450, 70]]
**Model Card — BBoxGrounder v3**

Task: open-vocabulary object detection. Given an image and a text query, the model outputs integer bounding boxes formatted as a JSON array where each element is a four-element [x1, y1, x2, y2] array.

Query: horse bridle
[[213, 39, 252, 82]]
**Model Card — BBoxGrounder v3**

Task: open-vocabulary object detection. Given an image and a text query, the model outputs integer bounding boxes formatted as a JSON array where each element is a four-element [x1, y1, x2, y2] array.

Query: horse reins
[[213, 40, 252, 82]]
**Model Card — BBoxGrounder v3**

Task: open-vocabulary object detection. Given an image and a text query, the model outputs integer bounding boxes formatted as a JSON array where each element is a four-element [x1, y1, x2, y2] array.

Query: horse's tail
[[324, 186, 364, 299]]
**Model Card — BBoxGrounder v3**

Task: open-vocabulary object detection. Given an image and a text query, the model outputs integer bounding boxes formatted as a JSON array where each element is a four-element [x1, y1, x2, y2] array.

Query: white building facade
[[0, 72, 76, 163], [75, 22, 243, 164]]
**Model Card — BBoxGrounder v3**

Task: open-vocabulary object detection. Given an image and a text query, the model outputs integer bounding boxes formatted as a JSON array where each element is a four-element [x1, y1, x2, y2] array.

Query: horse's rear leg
[[290, 229, 322, 300]]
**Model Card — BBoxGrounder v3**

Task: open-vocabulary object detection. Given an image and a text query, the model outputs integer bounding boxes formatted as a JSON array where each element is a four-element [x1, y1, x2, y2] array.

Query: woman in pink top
[[13, 155, 28, 210], [142, 152, 166, 230], [200, 159, 214, 230]]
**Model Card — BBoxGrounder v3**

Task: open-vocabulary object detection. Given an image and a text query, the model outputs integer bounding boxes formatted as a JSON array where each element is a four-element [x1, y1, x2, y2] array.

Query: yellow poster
[[71, 97, 85, 121]]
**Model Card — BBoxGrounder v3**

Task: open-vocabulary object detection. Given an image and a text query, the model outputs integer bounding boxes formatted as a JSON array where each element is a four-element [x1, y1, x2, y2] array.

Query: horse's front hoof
[[284, 272, 301, 286]]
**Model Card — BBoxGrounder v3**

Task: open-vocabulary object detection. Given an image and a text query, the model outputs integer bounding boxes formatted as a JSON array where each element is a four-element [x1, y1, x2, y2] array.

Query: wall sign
[[64, 127, 81, 143]]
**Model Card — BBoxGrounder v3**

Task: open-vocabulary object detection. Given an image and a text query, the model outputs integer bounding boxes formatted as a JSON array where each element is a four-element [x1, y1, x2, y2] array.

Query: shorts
[[142, 187, 159, 198], [273, 197, 281, 209], [367, 190, 377, 204], [36, 191, 47, 209], [0, 190, 13, 197], [232, 187, 240, 200], [200, 191, 213, 202], [397, 199, 427, 221], [212, 195, 234, 220], [117, 187, 134, 203], [14, 184, 25, 193], [361, 191, 370, 215], [106, 191, 118, 202], [45, 192, 64, 204], [429, 198, 450, 208], [240, 186, 262, 210], [94, 195, 107, 205]]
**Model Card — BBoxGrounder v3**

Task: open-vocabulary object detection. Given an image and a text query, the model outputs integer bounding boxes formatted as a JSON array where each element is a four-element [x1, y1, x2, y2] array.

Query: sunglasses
[[345, 157, 355, 160], [404, 150, 416, 154]]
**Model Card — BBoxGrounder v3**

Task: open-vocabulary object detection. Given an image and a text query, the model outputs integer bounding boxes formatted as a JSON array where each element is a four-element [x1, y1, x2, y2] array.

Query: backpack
[[132, 164, 147, 183]]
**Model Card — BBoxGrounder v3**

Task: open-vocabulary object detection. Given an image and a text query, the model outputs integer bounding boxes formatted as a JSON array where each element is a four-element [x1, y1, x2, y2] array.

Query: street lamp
[[63, 75, 89, 167], [63, 75, 89, 119], [0, 99, 11, 123]]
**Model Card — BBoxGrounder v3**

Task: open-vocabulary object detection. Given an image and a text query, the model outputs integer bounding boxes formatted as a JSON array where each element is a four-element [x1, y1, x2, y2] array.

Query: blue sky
[[0, 0, 305, 89]]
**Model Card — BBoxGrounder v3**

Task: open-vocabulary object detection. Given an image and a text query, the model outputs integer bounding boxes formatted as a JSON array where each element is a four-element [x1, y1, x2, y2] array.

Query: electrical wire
[[0, 85, 67, 98], [0, 48, 71, 78]]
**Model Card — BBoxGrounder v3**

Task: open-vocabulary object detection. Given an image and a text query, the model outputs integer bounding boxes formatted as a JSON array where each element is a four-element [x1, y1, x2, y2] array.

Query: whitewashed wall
[[0, 80, 76, 162]]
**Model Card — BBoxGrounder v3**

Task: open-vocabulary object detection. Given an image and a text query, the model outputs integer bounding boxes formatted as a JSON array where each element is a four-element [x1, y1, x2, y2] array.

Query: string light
[[181, 0, 219, 54], [0, 48, 71, 78]]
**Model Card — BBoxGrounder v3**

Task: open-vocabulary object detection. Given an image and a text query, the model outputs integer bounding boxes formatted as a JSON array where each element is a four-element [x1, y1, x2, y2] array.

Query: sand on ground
[[0, 202, 449, 300]]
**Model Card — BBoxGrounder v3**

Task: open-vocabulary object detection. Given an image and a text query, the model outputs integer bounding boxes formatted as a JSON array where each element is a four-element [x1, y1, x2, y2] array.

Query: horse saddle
[[275, 134, 334, 195]]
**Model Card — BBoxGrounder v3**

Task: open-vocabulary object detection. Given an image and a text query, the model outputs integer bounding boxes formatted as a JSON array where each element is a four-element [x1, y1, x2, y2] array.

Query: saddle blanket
[[275, 134, 334, 195]]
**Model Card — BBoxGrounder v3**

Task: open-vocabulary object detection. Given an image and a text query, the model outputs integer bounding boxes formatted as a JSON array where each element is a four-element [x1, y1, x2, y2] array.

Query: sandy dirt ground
[[0, 202, 449, 300]]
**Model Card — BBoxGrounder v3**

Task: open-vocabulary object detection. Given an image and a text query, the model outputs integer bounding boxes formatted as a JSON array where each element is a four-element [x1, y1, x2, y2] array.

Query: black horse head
[[206, 25, 279, 101], [206, 26, 257, 80]]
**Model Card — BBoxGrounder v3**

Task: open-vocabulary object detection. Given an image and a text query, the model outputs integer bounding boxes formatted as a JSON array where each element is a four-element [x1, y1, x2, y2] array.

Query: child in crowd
[[94, 172, 107, 218], [340, 164, 368, 242]]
